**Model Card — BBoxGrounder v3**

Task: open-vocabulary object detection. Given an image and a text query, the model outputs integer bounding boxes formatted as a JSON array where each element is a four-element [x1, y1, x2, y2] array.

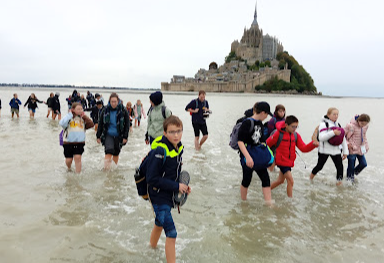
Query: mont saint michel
[[161, 4, 317, 94]]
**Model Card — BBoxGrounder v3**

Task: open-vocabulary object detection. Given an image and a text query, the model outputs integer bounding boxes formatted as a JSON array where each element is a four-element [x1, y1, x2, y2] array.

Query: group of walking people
[[1, 90, 371, 263], [237, 102, 370, 205]]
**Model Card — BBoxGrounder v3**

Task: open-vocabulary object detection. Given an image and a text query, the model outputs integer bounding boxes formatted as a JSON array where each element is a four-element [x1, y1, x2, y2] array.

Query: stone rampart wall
[[161, 69, 291, 93]]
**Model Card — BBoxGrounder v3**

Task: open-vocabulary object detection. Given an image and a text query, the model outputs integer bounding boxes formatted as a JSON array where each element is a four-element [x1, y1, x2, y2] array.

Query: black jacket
[[24, 96, 43, 110], [96, 103, 129, 145]]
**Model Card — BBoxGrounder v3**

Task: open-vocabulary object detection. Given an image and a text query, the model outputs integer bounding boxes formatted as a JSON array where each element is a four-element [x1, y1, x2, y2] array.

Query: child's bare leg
[[262, 186, 272, 204], [284, 171, 294, 197], [150, 225, 163, 248], [134, 119, 137, 127], [104, 154, 113, 170], [165, 237, 176, 263], [268, 161, 276, 172], [240, 185, 248, 200], [194, 137, 200, 150], [65, 158, 73, 170], [112, 155, 119, 165], [73, 154, 82, 173], [199, 135, 208, 147], [271, 171, 285, 190], [94, 123, 98, 132], [310, 173, 316, 180]]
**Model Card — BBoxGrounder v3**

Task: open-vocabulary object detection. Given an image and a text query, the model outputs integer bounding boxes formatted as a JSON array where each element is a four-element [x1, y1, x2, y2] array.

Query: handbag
[[242, 143, 274, 170]]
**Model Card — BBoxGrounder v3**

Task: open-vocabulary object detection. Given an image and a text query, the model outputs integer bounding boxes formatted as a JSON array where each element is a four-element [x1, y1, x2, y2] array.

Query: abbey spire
[[251, 1, 258, 27]]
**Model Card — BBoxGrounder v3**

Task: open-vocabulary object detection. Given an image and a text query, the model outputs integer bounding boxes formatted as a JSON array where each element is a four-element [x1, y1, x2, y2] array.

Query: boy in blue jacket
[[146, 115, 191, 263], [9, 93, 22, 118]]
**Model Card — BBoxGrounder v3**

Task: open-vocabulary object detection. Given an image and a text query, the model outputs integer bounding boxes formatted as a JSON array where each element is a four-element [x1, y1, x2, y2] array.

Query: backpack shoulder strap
[[275, 131, 284, 149], [247, 118, 255, 133], [161, 106, 166, 119]]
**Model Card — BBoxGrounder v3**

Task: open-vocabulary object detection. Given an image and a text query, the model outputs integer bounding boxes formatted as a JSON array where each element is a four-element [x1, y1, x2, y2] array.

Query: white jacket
[[318, 117, 349, 156]]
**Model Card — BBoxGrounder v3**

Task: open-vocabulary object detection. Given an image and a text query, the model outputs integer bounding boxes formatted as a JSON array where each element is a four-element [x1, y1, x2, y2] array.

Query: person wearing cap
[[185, 90, 210, 150], [51, 92, 61, 120], [97, 92, 129, 170], [145, 91, 172, 145], [237, 101, 274, 204]]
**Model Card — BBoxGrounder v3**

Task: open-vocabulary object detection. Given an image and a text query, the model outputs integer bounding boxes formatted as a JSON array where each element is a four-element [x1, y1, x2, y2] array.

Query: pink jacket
[[344, 118, 369, 155]]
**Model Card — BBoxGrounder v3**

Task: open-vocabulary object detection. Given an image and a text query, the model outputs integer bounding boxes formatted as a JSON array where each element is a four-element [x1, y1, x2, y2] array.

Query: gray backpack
[[229, 118, 255, 150]]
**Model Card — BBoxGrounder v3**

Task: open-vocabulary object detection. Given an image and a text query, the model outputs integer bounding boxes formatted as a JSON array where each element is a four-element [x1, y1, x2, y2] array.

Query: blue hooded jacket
[[146, 136, 183, 207]]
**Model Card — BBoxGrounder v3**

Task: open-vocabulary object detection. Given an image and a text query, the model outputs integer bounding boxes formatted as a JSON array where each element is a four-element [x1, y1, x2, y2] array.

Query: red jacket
[[266, 122, 316, 167]]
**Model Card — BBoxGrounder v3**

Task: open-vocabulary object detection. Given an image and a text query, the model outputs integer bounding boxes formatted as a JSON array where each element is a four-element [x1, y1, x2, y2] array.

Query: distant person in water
[[46, 93, 54, 118], [185, 90, 210, 150], [145, 91, 172, 145], [126, 101, 134, 132], [80, 94, 87, 109], [97, 93, 130, 170], [24, 93, 44, 118], [85, 100, 104, 131], [51, 92, 61, 120], [9, 93, 22, 118], [59, 102, 94, 173], [133, 99, 146, 127]]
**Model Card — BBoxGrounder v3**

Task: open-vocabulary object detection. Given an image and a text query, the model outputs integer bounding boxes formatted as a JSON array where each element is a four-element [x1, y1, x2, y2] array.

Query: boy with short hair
[[146, 115, 191, 263], [237, 101, 273, 204], [266, 115, 318, 197], [9, 93, 22, 118], [185, 90, 210, 150]]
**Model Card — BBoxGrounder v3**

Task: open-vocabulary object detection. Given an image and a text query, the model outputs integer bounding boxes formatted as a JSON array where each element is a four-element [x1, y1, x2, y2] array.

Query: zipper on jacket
[[289, 133, 292, 159]]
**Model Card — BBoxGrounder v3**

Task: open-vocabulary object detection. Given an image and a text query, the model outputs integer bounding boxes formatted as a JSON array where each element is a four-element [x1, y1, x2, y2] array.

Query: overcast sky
[[0, 0, 383, 97]]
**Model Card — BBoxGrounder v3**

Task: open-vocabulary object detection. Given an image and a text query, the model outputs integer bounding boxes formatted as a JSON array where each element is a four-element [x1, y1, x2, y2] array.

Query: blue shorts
[[152, 204, 177, 238], [28, 108, 36, 113], [278, 166, 291, 175]]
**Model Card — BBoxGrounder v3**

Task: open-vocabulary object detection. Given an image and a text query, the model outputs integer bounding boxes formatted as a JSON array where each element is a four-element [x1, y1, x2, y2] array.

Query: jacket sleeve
[[266, 131, 279, 147], [296, 133, 316, 153], [82, 115, 94, 129], [318, 123, 335, 142], [18, 99, 22, 105], [341, 136, 349, 155], [185, 100, 194, 111], [311, 126, 319, 142], [344, 123, 354, 141], [122, 108, 130, 139], [146, 148, 179, 192], [24, 98, 30, 107], [59, 112, 73, 128], [96, 108, 105, 139], [133, 105, 138, 117]]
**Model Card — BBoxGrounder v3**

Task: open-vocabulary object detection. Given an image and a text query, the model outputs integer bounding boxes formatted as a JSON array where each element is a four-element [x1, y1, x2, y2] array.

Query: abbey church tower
[[231, 3, 282, 65]]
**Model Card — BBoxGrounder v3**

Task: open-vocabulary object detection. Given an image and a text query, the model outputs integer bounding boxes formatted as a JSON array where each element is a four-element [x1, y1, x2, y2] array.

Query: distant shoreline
[[0, 85, 381, 99]]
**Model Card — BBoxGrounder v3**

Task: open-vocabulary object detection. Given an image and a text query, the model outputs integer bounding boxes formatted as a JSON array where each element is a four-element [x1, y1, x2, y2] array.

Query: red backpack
[[319, 122, 345, 146]]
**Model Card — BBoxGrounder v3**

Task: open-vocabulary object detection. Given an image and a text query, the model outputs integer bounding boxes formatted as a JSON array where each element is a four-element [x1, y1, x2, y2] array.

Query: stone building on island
[[161, 3, 290, 93]]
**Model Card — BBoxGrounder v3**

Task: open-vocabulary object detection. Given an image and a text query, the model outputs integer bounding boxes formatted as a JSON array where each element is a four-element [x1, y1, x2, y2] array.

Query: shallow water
[[0, 87, 383, 263]]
